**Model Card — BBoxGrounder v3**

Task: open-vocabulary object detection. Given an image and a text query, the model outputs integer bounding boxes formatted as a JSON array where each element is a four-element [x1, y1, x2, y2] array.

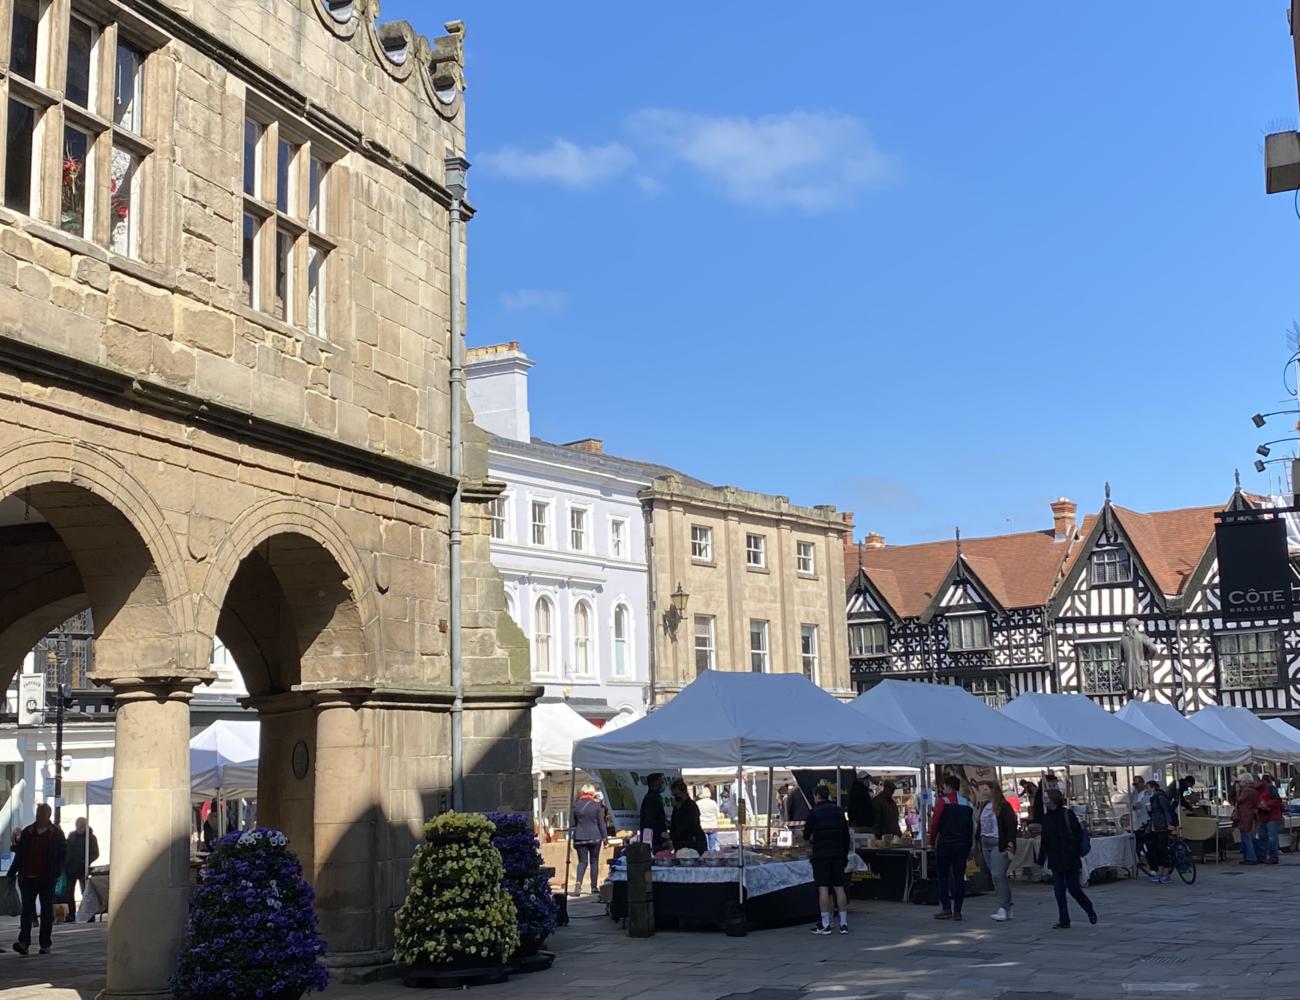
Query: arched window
[[573, 601, 592, 677], [613, 605, 631, 679], [534, 597, 553, 676]]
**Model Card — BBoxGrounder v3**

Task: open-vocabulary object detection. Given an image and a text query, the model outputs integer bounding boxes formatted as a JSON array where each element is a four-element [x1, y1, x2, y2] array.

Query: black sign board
[[1215, 516, 1293, 620]]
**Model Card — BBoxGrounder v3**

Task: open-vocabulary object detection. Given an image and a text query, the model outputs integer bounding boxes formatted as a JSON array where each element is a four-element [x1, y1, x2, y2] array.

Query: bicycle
[[1135, 832, 1196, 885]]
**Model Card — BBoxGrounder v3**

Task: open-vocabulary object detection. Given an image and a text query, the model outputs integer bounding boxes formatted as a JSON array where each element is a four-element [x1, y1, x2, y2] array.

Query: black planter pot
[[509, 951, 555, 975], [400, 958, 511, 989]]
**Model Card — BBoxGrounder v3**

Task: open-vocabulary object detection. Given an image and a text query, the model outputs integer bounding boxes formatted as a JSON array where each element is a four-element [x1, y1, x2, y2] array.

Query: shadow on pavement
[[0, 919, 106, 999]]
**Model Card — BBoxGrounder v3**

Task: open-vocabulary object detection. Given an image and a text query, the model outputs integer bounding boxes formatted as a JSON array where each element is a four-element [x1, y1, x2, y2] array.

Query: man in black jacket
[[639, 774, 668, 850], [803, 785, 851, 935], [847, 773, 875, 832], [63, 817, 99, 922], [7, 804, 67, 955], [929, 775, 974, 921]]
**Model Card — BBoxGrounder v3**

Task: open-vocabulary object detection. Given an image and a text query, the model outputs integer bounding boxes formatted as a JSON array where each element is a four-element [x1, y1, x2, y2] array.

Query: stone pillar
[[312, 689, 382, 967], [100, 678, 198, 1000], [246, 693, 317, 879]]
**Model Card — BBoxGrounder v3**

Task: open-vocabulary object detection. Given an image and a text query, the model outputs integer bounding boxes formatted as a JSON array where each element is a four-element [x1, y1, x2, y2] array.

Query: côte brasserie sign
[[1215, 516, 1294, 621]]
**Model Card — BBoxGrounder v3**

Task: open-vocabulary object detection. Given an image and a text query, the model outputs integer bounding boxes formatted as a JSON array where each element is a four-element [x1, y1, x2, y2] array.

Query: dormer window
[[1089, 548, 1132, 585]]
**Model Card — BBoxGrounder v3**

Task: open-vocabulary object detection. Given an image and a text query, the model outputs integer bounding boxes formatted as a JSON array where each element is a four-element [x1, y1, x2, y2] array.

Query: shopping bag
[[0, 877, 20, 917], [53, 872, 68, 900]]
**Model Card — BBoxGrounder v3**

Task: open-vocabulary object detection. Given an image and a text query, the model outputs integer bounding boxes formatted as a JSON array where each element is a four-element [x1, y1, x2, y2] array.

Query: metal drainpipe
[[446, 157, 469, 812], [644, 502, 656, 709]]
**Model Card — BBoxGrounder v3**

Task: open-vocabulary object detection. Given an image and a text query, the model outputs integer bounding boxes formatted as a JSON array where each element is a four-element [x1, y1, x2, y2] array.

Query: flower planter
[[172, 828, 329, 1000], [395, 814, 520, 977], [484, 812, 559, 962], [424, 832, 473, 846], [400, 959, 511, 989]]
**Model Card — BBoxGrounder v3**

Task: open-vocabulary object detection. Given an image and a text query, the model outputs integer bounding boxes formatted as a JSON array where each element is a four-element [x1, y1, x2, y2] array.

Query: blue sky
[[387, 3, 1300, 543]]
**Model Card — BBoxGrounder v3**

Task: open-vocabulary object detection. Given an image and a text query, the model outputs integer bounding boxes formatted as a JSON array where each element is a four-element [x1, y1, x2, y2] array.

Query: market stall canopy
[[190, 720, 260, 791], [531, 702, 601, 773], [87, 719, 260, 804], [572, 670, 918, 771], [849, 680, 1068, 765], [1265, 717, 1300, 750], [601, 708, 640, 733], [1187, 706, 1300, 762], [1001, 693, 1177, 765], [1114, 700, 1250, 766]]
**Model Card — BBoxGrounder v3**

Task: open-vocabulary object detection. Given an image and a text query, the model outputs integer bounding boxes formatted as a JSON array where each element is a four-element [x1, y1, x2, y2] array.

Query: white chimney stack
[[465, 341, 533, 443]]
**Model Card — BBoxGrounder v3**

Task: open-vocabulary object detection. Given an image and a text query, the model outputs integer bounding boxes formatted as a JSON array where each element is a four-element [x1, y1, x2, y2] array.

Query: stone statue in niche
[[1120, 617, 1162, 695]]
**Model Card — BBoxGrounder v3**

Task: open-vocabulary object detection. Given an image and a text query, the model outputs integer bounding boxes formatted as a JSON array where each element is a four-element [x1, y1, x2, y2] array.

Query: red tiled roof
[[1112, 504, 1222, 597], [852, 501, 1234, 619], [849, 527, 1080, 619]]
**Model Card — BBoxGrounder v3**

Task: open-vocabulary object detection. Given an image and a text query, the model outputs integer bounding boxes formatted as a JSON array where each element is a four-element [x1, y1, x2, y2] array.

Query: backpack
[[1069, 811, 1091, 858]]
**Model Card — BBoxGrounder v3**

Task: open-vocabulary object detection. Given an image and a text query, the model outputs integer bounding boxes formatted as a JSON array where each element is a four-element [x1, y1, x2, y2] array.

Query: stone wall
[[0, 0, 536, 977], [643, 476, 852, 699]]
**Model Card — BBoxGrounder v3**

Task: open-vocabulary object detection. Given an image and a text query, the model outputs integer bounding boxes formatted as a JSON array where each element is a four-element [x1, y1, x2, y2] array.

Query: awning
[[1114, 700, 1250, 766], [531, 702, 600, 773], [573, 670, 918, 771], [87, 719, 260, 804], [849, 680, 1068, 766], [1002, 693, 1177, 765], [1187, 706, 1300, 762]]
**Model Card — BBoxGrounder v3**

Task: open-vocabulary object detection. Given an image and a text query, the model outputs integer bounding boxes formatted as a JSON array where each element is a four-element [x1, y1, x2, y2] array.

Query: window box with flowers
[[394, 812, 519, 984]]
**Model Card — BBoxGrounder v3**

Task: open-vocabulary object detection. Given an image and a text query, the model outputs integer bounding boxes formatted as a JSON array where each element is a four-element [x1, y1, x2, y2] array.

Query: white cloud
[[626, 108, 896, 212], [500, 289, 568, 312], [478, 110, 896, 213], [476, 138, 634, 188]]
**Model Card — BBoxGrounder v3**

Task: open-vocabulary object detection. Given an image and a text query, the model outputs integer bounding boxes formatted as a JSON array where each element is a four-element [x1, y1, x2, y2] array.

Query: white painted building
[[467, 343, 694, 725]]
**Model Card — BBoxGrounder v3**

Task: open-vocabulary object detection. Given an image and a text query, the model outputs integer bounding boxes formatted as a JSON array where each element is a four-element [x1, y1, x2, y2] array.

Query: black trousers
[[18, 877, 55, 949], [1051, 870, 1096, 926], [63, 871, 87, 918], [936, 844, 969, 914], [574, 842, 601, 890]]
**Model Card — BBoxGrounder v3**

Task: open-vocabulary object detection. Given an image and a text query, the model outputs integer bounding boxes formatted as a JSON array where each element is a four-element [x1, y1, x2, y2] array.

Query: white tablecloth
[[1009, 832, 1135, 883], [608, 854, 866, 898]]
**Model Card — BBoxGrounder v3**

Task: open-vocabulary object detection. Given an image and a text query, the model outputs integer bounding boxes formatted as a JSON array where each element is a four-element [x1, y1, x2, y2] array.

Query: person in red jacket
[[1255, 774, 1284, 865], [1232, 771, 1262, 865], [930, 775, 973, 921]]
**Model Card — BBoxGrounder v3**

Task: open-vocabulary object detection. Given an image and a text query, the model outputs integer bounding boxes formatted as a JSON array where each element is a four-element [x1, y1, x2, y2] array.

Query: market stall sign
[[1215, 516, 1294, 621]]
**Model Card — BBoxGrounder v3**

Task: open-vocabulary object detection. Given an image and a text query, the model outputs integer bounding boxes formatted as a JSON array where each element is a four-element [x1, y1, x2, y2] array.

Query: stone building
[[0, 0, 529, 994], [644, 478, 854, 702]]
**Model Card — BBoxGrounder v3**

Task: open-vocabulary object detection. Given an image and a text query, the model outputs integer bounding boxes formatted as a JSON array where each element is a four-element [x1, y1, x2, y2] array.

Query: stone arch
[[196, 498, 381, 685], [0, 437, 192, 685]]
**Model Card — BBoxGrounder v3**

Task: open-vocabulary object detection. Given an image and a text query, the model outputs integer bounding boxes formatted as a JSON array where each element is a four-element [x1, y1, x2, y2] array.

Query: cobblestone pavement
[[2, 861, 1293, 1000]]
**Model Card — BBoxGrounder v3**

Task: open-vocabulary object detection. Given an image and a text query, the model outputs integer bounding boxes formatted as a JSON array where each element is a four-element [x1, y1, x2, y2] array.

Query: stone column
[[312, 689, 382, 967], [245, 692, 317, 879], [100, 678, 199, 1000]]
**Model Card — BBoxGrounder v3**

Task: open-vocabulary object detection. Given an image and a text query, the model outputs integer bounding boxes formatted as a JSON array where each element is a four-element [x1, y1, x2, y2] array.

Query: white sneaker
[[991, 908, 1008, 922]]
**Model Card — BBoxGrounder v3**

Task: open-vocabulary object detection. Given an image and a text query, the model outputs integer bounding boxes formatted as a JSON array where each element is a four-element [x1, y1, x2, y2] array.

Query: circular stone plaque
[[291, 739, 310, 780]]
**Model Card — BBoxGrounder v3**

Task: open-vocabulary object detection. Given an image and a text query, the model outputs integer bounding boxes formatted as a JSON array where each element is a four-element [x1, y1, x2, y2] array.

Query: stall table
[[607, 856, 864, 931], [1009, 832, 1135, 884], [853, 847, 934, 903]]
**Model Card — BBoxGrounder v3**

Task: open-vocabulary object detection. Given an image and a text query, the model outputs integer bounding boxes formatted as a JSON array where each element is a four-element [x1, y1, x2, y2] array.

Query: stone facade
[[643, 477, 854, 701], [0, 0, 531, 994]]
